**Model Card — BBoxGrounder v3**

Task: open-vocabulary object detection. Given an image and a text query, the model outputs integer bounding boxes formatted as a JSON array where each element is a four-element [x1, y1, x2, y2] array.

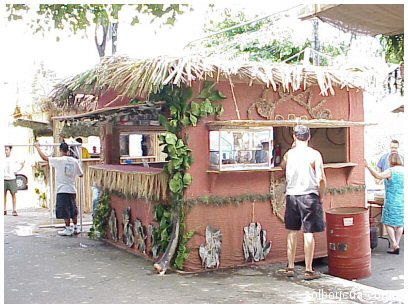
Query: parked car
[[16, 174, 28, 190]]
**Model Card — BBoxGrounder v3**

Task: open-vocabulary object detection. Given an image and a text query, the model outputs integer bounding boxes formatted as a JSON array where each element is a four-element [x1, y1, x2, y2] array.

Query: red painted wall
[[106, 195, 156, 259], [182, 80, 365, 272], [104, 80, 366, 272]]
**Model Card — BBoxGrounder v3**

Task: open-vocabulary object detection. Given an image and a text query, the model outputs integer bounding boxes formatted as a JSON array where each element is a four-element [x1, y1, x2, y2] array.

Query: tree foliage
[[380, 34, 404, 64], [6, 4, 188, 38], [201, 8, 351, 65]]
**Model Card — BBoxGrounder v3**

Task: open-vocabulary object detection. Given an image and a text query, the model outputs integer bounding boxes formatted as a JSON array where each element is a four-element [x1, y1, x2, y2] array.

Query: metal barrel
[[325, 207, 371, 280]]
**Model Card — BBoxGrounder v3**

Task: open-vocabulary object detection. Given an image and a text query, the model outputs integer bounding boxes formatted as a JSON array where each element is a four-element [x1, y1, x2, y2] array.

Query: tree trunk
[[111, 22, 118, 55], [153, 198, 181, 275], [95, 22, 108, 58]]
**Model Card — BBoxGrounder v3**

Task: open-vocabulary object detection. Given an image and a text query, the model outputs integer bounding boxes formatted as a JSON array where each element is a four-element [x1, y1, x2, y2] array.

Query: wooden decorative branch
[[134, 218, 147, 254], [243, 222, 271, 262], [109, 208, 118, 241], [199, 225, 222, 269], [122, 207, 134, 248]]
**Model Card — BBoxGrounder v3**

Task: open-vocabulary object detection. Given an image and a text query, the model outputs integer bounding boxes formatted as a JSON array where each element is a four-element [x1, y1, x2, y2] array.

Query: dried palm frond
[[48, 55, 378, 112]]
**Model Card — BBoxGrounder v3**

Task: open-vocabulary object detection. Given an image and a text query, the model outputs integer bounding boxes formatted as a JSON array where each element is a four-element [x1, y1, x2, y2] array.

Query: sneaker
[[58, 227, 73, 236], [73, 227, 81, 235]]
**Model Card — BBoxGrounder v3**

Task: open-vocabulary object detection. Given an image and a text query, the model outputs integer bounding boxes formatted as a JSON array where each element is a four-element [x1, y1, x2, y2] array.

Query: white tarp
[[299, 4, 404, 36]]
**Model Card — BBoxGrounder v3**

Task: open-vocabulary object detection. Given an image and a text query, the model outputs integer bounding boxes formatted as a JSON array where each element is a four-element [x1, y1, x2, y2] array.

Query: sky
[[0, 2, 390, 121], [0, 3, 308, 119]]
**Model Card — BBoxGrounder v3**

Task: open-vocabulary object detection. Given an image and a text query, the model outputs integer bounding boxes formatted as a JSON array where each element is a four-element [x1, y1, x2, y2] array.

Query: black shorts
[[284, 193, 325, 233], [56, 193, 78, 219]]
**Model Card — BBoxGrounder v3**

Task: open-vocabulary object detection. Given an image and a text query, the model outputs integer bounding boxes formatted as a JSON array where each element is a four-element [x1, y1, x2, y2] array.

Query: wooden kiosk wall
[[182, 81, 365, 272], [101, 80, 366, 272]]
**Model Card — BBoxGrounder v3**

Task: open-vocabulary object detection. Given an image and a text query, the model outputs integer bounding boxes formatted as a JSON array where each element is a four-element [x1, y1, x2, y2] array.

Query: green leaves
[[88, 191, 111, 239], [153, 203, 173, 255], [152, 82, 225, 269], [164, 132, 178, 145], [197, 81, 227, 101], [169, 172, 183, 193], [6, 4, 189, 38]]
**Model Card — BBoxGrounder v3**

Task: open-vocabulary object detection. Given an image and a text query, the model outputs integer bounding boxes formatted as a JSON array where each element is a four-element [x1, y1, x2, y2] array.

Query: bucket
[[325, 207, 371, 280]]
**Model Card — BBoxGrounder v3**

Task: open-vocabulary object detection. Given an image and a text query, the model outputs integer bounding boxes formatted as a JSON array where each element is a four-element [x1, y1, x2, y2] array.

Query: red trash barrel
[[325, 207, 371, 280]]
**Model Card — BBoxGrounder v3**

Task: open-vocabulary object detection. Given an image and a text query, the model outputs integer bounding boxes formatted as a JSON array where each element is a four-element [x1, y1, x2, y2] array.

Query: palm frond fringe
[[48, 55, 380, 111], [88, 166, 169, 201]]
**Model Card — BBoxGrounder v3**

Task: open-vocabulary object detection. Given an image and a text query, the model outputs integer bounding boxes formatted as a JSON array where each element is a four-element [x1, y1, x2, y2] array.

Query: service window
[[209, 128, 274, 171], [276, 127, 348, 163], [119, 132, 167, 164]]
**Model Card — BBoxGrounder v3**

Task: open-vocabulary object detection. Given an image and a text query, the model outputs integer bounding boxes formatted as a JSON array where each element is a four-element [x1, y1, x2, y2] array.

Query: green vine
[[88, 191, 111, 239], [185, 185, 366, 208], [151, 81, 225, 269], [186, 193, 274, 207], [152, 203, 173, 256], [326, 184, 366, 195]]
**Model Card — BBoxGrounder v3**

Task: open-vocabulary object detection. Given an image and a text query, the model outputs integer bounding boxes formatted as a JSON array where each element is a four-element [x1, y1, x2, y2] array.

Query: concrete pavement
[[2, 208, 405, 304]]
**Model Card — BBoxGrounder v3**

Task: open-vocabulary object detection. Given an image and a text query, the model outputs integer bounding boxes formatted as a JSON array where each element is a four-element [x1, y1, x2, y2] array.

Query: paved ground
[[2, 208, 405, 304]]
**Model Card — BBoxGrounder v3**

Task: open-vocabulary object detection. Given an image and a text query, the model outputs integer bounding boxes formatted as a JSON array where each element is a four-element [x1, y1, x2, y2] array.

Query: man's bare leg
[[287, 230, 298, 268], [303, 233, 315, 272]]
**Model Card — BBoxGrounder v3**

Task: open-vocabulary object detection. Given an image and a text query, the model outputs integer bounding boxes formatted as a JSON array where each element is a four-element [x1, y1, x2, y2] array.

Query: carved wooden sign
[[248, 87, 332, 120]]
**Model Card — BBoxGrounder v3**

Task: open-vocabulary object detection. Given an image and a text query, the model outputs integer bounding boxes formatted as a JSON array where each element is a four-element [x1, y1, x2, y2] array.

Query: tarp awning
[[299, 4, 404, 36], [13, 118, 53, 136]]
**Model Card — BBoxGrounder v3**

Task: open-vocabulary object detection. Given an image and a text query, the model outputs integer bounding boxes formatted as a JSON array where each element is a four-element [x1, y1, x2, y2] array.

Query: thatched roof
[[49, 55, 379, 112]]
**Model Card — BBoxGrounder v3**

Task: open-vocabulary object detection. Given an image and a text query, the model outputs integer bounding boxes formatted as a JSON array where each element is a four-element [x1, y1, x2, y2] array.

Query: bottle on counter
[[274, 144, 281, 166]]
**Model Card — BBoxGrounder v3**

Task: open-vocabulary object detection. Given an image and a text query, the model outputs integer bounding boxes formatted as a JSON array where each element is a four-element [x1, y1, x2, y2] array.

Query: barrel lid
[[325, 207, 368, 214]]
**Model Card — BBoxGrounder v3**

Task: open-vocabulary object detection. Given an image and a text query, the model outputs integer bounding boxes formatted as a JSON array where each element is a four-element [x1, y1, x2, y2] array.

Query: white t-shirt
[[285, 144, 324, 196], [4, 156, 21, 180], [49, 156, 83, 194]]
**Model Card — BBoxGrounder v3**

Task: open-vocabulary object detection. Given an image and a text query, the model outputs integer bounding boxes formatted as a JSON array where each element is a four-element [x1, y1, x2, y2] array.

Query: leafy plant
[[88, 191, 111, 239], [6, 4, 189, 36], [153, 81, 225, 270], [174, 230, 195, 270], [34, 188, 47, 208], [152, 203, 173, 256], [380, 34, 404, 64]]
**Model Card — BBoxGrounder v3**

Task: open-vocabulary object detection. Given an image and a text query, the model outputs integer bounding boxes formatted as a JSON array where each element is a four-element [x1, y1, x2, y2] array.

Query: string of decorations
[[185, 184, 366, 207]]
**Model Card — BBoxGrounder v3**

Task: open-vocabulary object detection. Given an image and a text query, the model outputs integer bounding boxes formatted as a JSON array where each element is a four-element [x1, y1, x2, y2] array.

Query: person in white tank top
[[280, 125, 326, 280]]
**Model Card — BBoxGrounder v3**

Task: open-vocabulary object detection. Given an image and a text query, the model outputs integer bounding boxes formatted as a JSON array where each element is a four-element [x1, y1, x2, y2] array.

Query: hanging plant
[[153, 81, 225, 274]]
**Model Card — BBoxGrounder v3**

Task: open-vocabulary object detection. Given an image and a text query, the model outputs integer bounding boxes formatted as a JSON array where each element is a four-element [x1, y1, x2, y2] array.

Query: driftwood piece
[[199, 225, 222, 269], [270, 173, 287, 222], [243, 222, 272, 262], [122, 207, 134, 248], [153, 200, 181, 275], [134, 218, 147, 254], [148, 224, 159, 259], [109, 208, 118, 241]]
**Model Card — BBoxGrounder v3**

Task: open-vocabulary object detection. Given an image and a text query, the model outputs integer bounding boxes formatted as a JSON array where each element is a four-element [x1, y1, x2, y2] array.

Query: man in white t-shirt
[[34, 141, 83, 236], [4, 146, 25, 216], [280, 125, 326, 281]]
